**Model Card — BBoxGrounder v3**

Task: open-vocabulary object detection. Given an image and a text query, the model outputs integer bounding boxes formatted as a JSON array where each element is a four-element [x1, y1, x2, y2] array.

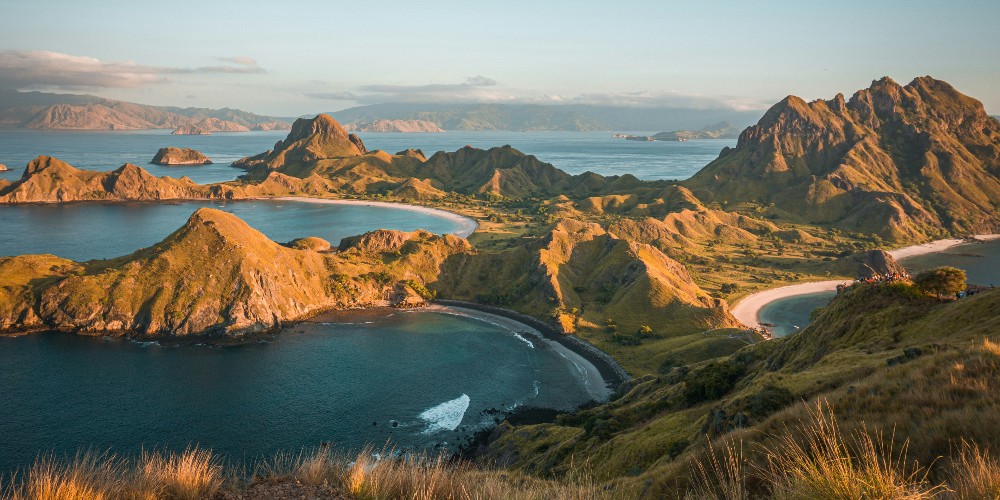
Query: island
[[0, 163, 7, 171], [150, 147, 213, 166]]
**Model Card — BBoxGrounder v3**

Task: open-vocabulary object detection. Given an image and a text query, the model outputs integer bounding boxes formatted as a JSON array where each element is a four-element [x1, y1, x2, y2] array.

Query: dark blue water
[[0, 130, 732, 184], [0, 308, 603, 475], [0, 129, 288, 185], [759, 239, 1000, 337], [0, 199, 469, 261]]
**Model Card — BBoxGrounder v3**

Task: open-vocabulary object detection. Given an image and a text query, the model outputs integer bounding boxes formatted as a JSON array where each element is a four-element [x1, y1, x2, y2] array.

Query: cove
[[0, 198, 473, 261], [0, 307, 609, 476], [758, 239, 1000, 337]]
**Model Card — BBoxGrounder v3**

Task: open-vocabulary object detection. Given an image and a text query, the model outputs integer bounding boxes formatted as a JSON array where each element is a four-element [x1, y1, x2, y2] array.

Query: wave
[[419, 394, 470, 434]]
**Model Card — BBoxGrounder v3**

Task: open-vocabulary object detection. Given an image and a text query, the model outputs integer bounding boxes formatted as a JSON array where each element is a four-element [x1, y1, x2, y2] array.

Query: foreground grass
[[1, 446, 606, 500], [685, 400, 1000, 499], [6, 408, 1000, 500]]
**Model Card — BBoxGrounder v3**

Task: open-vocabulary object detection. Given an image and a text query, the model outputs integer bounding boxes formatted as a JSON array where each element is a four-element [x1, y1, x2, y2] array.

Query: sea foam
[[419, 394, 470, 434]]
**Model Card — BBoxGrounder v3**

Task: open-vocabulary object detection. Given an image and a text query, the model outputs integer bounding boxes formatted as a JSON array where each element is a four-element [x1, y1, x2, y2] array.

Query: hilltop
[[685, 76, 1000, 241], [0, 208, 469, 337]]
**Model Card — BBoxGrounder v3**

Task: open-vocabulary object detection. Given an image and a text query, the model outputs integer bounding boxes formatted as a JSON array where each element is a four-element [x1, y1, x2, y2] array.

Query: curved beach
[[272, 196, 478, 238], [731, 234, 1000, 329]]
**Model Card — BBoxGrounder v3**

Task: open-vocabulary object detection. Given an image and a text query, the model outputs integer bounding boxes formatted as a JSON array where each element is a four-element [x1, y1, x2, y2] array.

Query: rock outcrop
[[0, 163, 8, 171], [685, 77, 1000, 241], [151, 147, 213, 165], [0, 209, 470, 337]]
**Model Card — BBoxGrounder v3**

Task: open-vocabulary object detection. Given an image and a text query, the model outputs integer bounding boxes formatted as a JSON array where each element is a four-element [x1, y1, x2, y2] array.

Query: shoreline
[[731, 234, 1000, 329], [270, 196, 478, 238], [730, 280, 843, 329], [887, 234, 1000, 260], [434, 299, 630, 392]]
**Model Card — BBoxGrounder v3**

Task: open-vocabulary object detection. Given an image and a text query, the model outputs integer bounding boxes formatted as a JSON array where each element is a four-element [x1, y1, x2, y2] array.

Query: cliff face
[[151, 147, 213, 165], [0, 209, 470, 337], [685, 77, 1000, 241]]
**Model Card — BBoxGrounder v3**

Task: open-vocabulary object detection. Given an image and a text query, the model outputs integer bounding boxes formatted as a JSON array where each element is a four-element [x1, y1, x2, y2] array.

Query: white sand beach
[[271, 196, 478, 238], [888, 234, 1000, 260], [731, 234, 999, 329], [730, 280, 845, 328]]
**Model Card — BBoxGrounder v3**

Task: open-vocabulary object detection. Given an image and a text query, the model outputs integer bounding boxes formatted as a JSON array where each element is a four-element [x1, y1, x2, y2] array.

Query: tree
[[913, 266, 966, 299]]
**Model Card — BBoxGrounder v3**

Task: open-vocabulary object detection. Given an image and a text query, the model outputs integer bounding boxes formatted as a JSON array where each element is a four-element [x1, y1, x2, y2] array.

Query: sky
[[0, 0, 998, 117]]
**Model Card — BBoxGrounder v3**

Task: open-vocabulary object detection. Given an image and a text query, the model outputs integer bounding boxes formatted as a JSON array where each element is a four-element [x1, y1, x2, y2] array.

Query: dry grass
[[945, 440, 1000, 499], [256, 445, 609, 500], [2, 448, 220, 500], [761, 403, 940, 499], [685, 438, 748, 500]]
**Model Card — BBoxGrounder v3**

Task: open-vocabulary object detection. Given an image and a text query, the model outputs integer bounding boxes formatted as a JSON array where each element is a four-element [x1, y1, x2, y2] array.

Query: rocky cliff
[[0, 209, 470, 337], [685, 77, 1000, 241], [151, 147, 213, 165]]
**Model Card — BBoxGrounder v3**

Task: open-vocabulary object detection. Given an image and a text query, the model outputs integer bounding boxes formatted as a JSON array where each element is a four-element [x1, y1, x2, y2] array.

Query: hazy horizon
[[1, 0, 998, 117]]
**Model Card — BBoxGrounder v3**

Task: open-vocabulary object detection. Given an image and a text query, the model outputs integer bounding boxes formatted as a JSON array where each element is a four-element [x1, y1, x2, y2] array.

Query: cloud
[[217, 56, 258, 66], [0, 50, 266, 91], [308, 76, 767, 111], [564, 90, 770, 111], [309, 76, 512, 104]]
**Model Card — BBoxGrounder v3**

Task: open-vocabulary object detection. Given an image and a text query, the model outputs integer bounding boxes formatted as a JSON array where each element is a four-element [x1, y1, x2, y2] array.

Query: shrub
[[913, 266, 966, 299]]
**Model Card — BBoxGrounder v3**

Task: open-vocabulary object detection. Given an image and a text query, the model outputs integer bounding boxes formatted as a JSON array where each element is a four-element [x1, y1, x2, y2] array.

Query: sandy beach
[[888, 234, 1000, 260], [271, 196, 479, 238], [731, 234, 1000, 329], [730, 280, 845, 328]]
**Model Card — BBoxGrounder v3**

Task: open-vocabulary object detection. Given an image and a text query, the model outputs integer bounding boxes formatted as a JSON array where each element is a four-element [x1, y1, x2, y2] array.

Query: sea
[[3, 129, 714, 475], [0, 129, 732, 184]]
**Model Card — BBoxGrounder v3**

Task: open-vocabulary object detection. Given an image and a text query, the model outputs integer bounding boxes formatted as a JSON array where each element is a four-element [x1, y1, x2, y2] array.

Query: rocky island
[[151, 147, 213, 165], [0, 163, 7, 171]]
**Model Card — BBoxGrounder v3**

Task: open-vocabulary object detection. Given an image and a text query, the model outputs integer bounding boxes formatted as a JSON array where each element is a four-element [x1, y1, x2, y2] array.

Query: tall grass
[[2, 448, 220, 500], [257, 444, 607, 500], [761, 403, 940, 499]]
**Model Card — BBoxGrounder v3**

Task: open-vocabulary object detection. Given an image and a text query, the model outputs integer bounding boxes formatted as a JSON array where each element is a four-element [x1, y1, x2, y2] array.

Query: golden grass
[[257, 445, 609, 500], [761, 403, 940, 499], [945, 440, 1000, 499], [3, 448, 220, 500]]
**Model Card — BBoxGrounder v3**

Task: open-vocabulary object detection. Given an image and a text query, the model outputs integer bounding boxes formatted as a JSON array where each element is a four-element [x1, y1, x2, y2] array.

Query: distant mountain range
[[328, 103, 762, 132], [613, 121, 740, 141], [0, 89, 292, 131]]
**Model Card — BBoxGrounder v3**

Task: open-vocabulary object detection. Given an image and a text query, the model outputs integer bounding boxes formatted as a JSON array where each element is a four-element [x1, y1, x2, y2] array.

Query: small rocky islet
[[150, 147, 213, 165]]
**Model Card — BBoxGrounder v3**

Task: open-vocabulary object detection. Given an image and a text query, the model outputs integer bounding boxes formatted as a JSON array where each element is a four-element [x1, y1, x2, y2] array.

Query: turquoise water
[[0, 199, 468, 261], [0, 130, 733, 184], [0, 308, 603, 475], [759, 239, 1000, 337]]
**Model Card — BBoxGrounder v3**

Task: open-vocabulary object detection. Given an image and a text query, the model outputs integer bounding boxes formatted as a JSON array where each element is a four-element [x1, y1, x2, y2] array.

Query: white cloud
[[0, 50, 265, 91], [308, 77, 767, 110]]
